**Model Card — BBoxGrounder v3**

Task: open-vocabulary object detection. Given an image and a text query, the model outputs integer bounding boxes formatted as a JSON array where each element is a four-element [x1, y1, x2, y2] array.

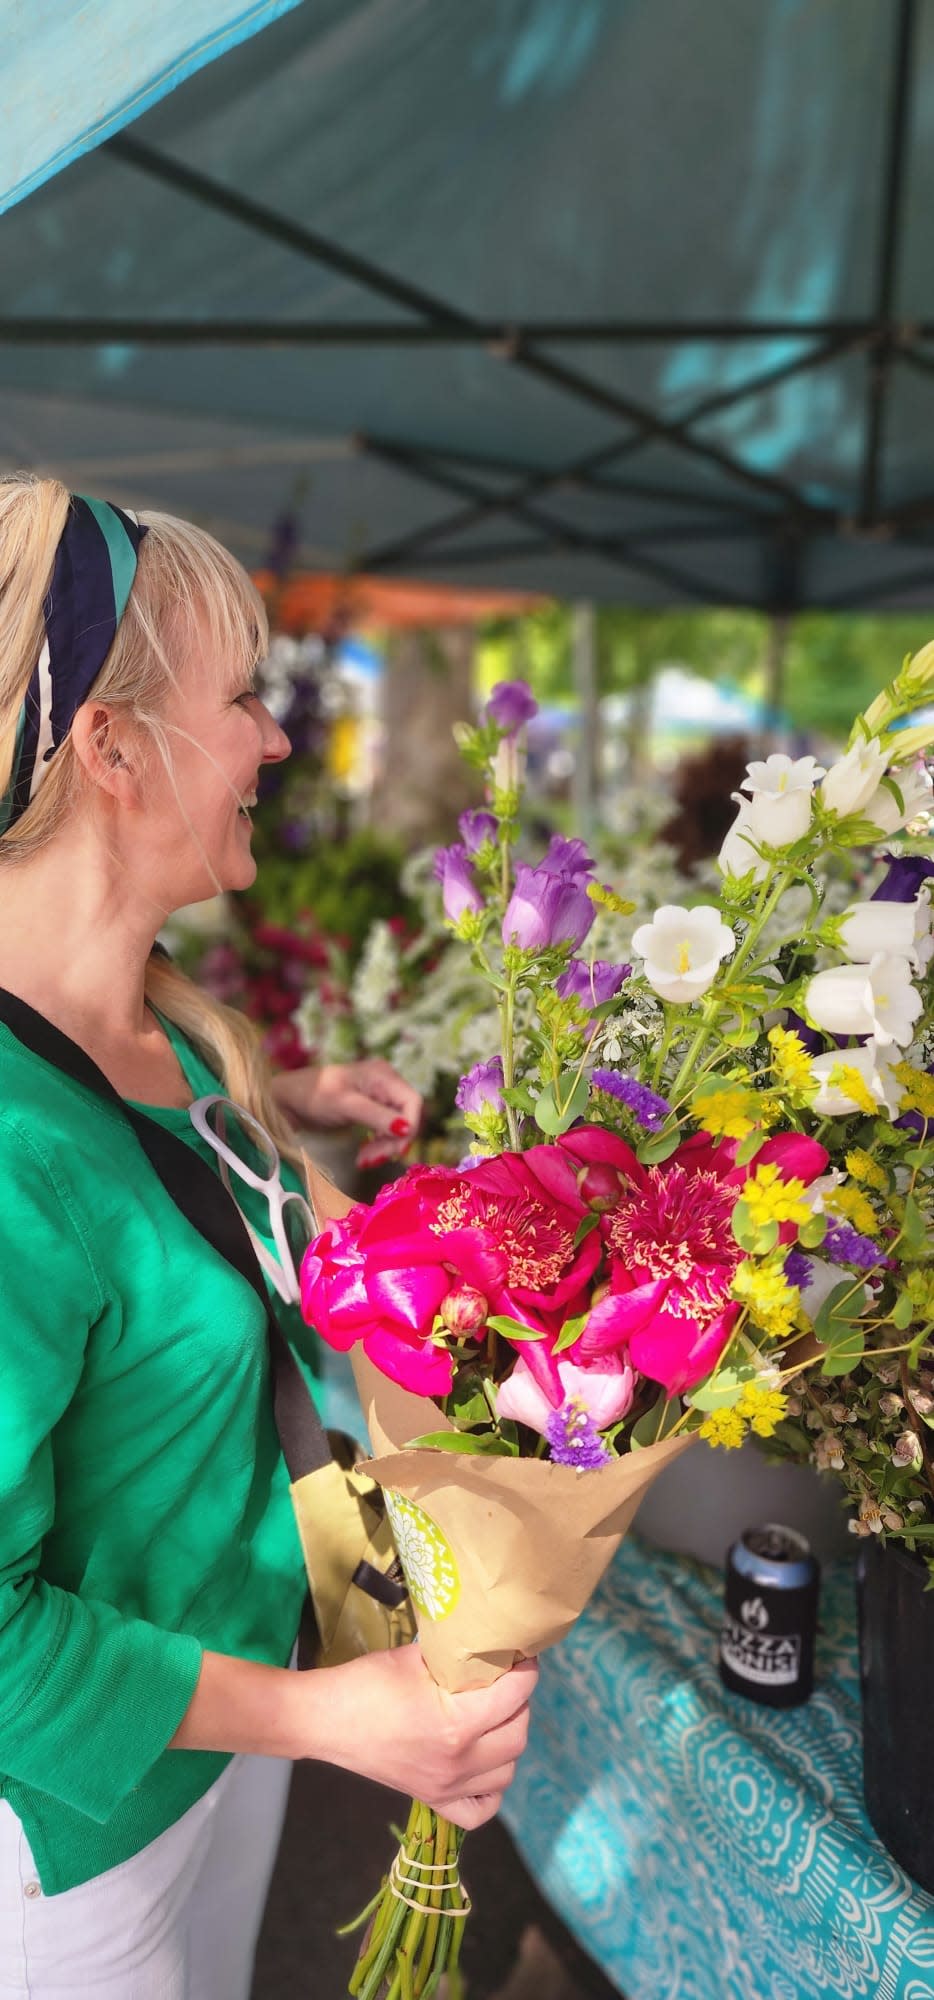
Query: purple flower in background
[[484, 679, 539, 733], [502, 862, 595, 952], [556, 959, 631, 1008], [458, 808, 499, 853], [434, 843, 483, 924], [783, 1009, 826, 1056], [591, 1070, 671, 1131], [455, 1057, 505, 1117], [540, 834, 595, 882], [783, 1248, 813, 1291], [546, 1401, 611, 1469], [823, 1223, 882, 1268], [872, 853, 934, 903]]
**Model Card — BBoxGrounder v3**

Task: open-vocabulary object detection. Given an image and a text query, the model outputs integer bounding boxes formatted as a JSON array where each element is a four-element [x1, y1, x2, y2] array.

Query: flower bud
[[576, 1162, 621, 1210], [439, 1283, 489, 1335], [891, 1430, 923, 1470]]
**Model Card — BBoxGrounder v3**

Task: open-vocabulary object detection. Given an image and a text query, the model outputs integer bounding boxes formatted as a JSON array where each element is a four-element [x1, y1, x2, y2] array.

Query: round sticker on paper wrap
[[384, 1490, 460, 1621]]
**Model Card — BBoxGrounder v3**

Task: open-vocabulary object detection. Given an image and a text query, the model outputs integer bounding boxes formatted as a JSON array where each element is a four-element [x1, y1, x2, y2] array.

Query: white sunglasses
[[189, 1093, 317, 1307]]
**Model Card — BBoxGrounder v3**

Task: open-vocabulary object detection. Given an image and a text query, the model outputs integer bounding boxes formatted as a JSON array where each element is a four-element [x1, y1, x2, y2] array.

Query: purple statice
[[872, 854, 934, 904], [434, 843, 483, 924], [591, 1069, 671, 1132], [455, 1057, 505, 1117], [539, 834, 595, 882], [823, 1223, 881, 1269], [484, 679, 538, 733], [545, 1401, 611, 1469], [556, 958, 631, 1007], [783, 1248, 813, 1291], [458, 808, 498, 853], [502, 861, 595, 952]]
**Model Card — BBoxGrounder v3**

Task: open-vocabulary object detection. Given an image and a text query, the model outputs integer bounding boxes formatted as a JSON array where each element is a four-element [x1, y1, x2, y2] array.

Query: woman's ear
[[69, 702, 142, 805]]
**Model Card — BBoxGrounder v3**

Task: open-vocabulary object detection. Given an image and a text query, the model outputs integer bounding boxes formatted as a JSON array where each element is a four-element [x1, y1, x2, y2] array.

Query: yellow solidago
[[698, 1406, 747, 1450], [733, 1256, 801, 1341], [735, 1379, 789, 1438], [826, 1062, 879, 1117], [845, 1148, 887, 1193], [893, 1062, 934, 1120], [826, 1183, 878, 1238], [767, 1026, 815, 1097], [587, 882, 636, 916], [743, 1162, 811, 1230], [906, 1268, 934, 1318], [692, 1081, 758, 1140]]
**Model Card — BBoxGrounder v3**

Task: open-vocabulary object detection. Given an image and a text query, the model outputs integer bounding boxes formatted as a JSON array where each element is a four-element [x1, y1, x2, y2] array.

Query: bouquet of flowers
[[300, 656, 934, 1998]]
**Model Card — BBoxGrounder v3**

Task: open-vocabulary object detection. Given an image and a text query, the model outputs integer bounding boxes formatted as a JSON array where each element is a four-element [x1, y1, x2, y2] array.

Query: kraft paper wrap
[[302, 1151, 695, 1693]]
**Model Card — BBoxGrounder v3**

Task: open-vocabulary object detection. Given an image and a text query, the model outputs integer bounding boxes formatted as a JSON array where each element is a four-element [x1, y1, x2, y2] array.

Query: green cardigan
[[0, 1010, 315, 1893]]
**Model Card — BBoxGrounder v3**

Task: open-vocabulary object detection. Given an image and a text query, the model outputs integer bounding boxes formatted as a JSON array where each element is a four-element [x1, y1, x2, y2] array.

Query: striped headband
[[0, 494, 148, 834]]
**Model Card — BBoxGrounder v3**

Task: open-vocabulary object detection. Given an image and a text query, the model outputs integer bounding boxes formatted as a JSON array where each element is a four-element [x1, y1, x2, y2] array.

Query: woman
[[0, 478, 536, 1998]]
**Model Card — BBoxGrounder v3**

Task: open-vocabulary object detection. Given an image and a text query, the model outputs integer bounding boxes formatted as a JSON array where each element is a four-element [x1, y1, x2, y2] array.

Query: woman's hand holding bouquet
[[301, 650, 934, 1998]]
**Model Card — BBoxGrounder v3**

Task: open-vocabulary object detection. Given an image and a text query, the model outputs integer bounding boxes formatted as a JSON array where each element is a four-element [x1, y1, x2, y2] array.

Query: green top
[[0, 1010, 318, 1894]]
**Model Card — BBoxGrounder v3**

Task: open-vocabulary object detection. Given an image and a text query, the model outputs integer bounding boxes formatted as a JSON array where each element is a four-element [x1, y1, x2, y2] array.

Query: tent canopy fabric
[[254, 571, 546, 630], [3, 0, 934, 610]]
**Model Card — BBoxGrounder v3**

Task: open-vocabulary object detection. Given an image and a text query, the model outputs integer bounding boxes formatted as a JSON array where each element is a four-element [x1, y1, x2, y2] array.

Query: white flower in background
[[739, 753, 825, 846], [631, 905, 735, 1003], [718, 795, 769, 881], [805, 953, 922, 1047], [862, 761, 934, 834], [809, 1044, 899, 1116], [797, 1257, 871, 1323], [820, 740, 891, 818], [351, 921, 402, 1024], [837, 899, 921, 966]]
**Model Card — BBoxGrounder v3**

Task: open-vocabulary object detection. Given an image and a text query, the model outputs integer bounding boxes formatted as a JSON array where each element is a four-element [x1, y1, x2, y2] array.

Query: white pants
[[0, 1750, 293, 1999]]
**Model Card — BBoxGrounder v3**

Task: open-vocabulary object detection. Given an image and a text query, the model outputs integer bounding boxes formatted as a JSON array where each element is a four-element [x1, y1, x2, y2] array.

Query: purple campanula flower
[[540, 834, 595, 882], [455, 1057, 505, 1117], [783, 1248, 813, 1292], [590, 1069, 671, 1131], [546, 1401, 611, 1469], [458, 808, 499, 853], [502, 862, 595, 952], [484, 679, 539, 733], [783, 1009, 826, 1056], [822, 1223, 882, 1268], [434, 843, 483, 924], [556, 959, 631, 1008], [872, 854, 934, 904]]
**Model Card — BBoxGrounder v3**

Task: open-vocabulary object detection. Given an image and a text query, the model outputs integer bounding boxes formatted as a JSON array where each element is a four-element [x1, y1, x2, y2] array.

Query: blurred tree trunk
[[371, 624, 479, 846]]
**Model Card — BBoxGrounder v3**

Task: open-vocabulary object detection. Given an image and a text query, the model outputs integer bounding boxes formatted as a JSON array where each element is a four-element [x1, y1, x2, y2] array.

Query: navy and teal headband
[[0, 494, 148, 835]]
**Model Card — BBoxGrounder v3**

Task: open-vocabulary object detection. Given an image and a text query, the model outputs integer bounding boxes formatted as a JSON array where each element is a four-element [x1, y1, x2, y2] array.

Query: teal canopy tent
[[2, 0, 934, 610]]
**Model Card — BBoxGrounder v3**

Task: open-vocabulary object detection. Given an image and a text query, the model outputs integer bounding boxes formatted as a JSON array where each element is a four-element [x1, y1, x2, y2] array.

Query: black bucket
[[857, 1537, 934, 1893]]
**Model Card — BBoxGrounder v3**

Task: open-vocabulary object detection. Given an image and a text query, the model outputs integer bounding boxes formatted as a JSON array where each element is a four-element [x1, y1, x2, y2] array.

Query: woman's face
[[138, 626, 290, 909]]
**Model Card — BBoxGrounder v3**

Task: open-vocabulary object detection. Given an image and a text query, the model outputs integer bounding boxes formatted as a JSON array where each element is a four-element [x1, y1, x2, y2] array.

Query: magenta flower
[[434, 843, 483, 924], [556, 959, 631, 1007], [484, 680, 538, 733], [503, 861, 595, 952], [458, 808, 499, 853], [455, 1056, 505, 1116]]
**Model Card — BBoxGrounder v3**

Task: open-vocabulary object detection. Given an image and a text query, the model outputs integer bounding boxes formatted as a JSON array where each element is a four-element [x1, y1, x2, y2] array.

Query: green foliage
[[243, 828, 418, 960]]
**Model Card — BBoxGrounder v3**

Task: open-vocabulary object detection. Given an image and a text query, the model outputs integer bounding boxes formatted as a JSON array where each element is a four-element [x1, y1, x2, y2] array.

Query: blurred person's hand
[[272, 1058, 422, 1164]]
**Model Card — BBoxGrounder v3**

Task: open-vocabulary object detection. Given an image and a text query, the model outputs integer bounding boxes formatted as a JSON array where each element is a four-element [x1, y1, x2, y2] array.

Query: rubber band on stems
[[388, 1852, 472, 1917]]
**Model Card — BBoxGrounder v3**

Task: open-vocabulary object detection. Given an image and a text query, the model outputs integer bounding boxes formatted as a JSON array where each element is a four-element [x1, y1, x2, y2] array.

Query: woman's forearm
[[168, 1649, 318, 1759]]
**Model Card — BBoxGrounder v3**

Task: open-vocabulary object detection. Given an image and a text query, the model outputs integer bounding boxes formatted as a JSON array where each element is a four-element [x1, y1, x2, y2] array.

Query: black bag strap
[[0, 986, 331, 1481]]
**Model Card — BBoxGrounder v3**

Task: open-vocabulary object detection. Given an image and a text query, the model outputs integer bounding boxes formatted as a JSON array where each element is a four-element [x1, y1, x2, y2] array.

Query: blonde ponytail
[[144, 953, 309, 1175]]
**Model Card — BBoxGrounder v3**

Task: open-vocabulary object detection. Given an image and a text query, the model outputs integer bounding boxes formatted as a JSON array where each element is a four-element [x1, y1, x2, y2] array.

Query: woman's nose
[[259, 702, 291, 765]]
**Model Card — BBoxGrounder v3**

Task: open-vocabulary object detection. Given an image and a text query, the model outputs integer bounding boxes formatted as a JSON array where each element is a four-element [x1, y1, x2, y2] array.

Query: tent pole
[[572, 603, 599, 841]]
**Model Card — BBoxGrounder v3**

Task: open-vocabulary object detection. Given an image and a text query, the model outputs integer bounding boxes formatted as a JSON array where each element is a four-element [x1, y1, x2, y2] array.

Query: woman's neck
[[0, 831, 161, 1043]]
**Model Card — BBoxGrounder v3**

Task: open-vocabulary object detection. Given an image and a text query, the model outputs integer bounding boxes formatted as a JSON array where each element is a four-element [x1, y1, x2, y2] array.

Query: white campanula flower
[[863, 761, 933, 834], [820, 740, 891, 818], [808, 1044, 900, 1116], [630, 904, 735, 1004], [837, 900, 921, 966], [717, 795, 769, 881], [805, 952, 922, 1048], [739, 753, 825, 846], [796, 1257, 871, 1321]]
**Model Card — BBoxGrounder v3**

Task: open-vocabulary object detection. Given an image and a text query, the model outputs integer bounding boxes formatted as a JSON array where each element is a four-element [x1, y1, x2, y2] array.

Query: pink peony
[[496, 1352, 634, 1435]]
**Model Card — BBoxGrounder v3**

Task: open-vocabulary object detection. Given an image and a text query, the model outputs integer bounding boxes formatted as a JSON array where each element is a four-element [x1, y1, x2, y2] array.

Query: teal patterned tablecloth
[[500, 1536, 934, 2000]]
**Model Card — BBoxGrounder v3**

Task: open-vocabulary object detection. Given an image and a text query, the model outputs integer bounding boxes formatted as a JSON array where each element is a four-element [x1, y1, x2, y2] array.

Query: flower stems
[[347, 1803, 470, 1999]]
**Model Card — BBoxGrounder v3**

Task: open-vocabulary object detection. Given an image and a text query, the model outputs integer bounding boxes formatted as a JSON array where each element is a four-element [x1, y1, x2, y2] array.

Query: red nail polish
[[390, 1117, 411, 1137]]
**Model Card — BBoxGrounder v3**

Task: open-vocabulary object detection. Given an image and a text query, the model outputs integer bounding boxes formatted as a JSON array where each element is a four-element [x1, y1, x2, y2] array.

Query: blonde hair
[[0, 472, 306, 1169]]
